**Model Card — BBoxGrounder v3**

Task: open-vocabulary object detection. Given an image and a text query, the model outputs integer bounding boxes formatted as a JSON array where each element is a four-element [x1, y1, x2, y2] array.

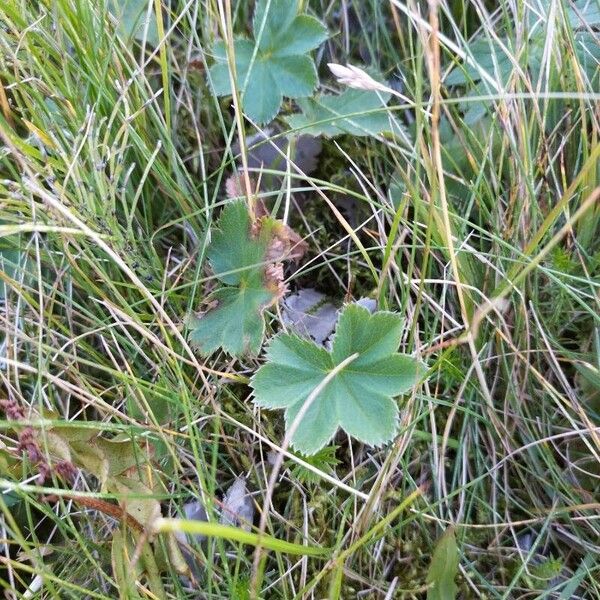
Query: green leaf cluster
[[188, 202, 278, 356], [251, 304, 426, 454], [208, 0, 327, 124]]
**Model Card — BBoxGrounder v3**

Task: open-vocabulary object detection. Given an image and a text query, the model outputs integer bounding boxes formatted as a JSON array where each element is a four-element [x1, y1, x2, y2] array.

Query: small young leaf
[[289, 445, 340, 484], [427, 528, 459, 600], [251, 304, 426, 454], [208, 0, 327, 124], [287, 88, 394, 137]]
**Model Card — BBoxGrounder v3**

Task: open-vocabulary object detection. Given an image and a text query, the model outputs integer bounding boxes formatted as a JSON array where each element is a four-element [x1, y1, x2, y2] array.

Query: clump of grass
[[0, 0, 599, 598]]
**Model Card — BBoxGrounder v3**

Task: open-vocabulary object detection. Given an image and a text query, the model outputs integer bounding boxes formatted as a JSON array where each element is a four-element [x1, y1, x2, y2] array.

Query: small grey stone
[[219, 476, 254, 530]]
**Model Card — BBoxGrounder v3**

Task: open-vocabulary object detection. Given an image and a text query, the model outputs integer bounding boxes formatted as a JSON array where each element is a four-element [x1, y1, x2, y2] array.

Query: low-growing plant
[[251, 304, 426, 454], [189, 200, 426, 454], [1, 0, 599, 596], [208, 0, 328, 124], [188, 200, 296, 356]]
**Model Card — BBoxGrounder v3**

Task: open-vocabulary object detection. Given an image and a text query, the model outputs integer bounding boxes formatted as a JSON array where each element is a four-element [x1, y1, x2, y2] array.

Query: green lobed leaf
[[444, 23, 598, 129], [250, 334, 331, 409], [251, 304, 426, 454], [188, 201, 279, 356], [445, 38, 515, 87], [427, 528, 459, 600], [287, 88, 394, 137], [445, 2, 599, 92], [208, 0, 326, 124], [108, 0, 159, 46]]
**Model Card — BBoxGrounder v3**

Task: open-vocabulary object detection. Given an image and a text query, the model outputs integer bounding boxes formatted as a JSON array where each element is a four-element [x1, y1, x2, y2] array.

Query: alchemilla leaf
[[188, 202, 276, 356], [251, 304, 426, 454], [287, 87, 395, 137], [108, 0, 159, 46], [208, 0, 327, 124]]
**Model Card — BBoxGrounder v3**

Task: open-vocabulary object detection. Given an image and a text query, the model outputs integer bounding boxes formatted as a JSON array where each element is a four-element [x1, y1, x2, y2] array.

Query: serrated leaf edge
[[283, 405, 340, 455]]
